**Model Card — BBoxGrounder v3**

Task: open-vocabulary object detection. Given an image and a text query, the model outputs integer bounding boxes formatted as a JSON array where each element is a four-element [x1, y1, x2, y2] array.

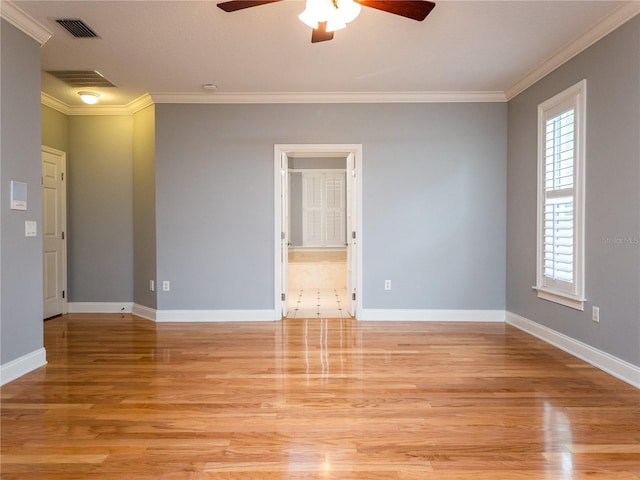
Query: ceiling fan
[[216, 0, 436, 43]]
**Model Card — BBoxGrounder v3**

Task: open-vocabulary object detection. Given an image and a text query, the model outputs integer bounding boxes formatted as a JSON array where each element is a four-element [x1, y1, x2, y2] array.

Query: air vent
[[55, 18, 98, 38], [46, 70, 116, 88]]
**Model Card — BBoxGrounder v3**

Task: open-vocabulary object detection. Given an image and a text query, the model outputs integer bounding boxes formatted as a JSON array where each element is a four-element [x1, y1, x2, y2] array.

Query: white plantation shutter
[[302, 172, 345, 247], [325, 175, 345, 245], [536, 80, 586, 310], [543, 110, 575, 285], [303, 175, 323, 245], [544, 200, 573, 282]]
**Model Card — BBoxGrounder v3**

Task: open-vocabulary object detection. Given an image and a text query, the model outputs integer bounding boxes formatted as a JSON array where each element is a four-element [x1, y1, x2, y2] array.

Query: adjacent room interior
[[286, 153, 351, 319]]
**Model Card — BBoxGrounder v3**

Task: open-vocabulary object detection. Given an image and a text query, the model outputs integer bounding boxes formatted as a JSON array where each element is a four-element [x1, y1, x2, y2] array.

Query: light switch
[[25, 221, 37, 237]]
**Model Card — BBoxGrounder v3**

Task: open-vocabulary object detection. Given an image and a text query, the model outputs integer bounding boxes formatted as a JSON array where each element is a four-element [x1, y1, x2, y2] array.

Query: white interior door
[[346, 152, 357, 317], [42, 146, 67, 319], [280, 152, 289, 318]]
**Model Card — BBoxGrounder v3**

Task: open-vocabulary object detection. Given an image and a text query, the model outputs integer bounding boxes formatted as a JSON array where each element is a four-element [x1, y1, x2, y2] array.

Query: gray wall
[[155, 103, 507, 310], [0, 20, 44, 364], [68, 116, 134, 302], [42, 105, 69, 153], [133, 105, 157, 308], [506, 16, 640, 366]]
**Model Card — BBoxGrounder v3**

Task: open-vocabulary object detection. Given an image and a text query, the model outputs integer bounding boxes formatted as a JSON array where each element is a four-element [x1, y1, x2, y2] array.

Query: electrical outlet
[[384, 280, 391, 290], [162, 281, 170, 292], [592, 306, 599, 322], [150, 280, 155, 292]]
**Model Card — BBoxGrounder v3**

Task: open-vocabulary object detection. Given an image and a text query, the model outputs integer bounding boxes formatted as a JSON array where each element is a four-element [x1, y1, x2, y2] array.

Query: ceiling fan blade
[[311, 22, 334, 43], [356, 0, 435, 21], [216, 0, 284, 13]]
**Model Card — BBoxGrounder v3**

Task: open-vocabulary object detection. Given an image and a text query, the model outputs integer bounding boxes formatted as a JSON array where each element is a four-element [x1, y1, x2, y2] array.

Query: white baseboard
[[68, 302, 134, 314], [132, 303, 157, 321], [358, 309, 506, 322], [149, 309, 279, 322], [70, 303, 280, 322], [506, 311, 640, 388], [1, 348, 47, 386]]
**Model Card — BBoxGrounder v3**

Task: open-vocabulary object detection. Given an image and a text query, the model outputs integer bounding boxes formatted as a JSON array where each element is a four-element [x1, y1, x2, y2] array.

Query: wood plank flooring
[[1, 314, 639, 479]]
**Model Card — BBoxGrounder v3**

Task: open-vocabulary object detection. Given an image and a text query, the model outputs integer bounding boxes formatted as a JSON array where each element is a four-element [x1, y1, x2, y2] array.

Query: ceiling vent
[[45, 70, 116, 88], [55, 18, 98, 38]]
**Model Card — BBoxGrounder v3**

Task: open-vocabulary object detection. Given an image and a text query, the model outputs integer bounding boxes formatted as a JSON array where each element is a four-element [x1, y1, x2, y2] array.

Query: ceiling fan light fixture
[[326, 17, 346, 32], [78, 91, 100, 104], [299, 0, 361, 31], [335, 0, 361, 23], [298, 7, 319, 29]]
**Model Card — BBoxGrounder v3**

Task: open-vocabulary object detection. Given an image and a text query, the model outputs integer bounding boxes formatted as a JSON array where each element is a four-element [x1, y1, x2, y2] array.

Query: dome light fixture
[[78, 91, 100, 104]]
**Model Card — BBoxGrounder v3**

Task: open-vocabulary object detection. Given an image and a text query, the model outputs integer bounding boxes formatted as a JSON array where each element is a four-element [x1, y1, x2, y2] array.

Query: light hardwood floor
[[1, 314, 639, 479]]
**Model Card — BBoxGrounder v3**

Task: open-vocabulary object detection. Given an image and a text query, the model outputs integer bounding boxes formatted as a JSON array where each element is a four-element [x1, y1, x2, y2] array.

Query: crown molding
[[127, 94, 154, 114], [41, 93, 154, 116], [41, 92, 71, 115], [41, 91, 507, 115], [1, 0, 52, 45], [149, 91, 507, 104], [65, 105, 135, 116], [506, 1, 640, 100]]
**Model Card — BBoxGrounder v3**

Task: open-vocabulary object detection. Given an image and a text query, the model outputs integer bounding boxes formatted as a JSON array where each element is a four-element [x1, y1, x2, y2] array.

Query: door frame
[[42, 145, 68, 317], [274, 144, 362, 319]]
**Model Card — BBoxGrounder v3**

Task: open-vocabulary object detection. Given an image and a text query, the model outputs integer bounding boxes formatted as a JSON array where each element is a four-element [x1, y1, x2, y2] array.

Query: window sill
[[532, 286, 585, 311]]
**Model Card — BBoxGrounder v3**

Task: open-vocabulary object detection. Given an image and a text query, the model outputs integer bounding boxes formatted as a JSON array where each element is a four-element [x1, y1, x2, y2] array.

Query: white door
[[42, 147, 67, 318], [280, 152, 289, 318], [346, 152, 357, 317]]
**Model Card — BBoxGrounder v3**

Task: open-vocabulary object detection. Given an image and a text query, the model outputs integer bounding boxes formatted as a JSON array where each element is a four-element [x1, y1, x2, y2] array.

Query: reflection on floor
[[287, 249, 349, 319], [287, 288, 352, 319]]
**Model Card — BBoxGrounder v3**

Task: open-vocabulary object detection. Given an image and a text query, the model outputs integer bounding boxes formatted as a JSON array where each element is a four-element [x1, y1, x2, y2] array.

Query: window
[[535, 80, 586, 310]]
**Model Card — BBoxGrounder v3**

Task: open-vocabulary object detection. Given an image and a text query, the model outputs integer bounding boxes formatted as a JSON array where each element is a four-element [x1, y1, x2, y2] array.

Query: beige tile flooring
[[287, 249, 351, 319], [286, 287, 352, 319]]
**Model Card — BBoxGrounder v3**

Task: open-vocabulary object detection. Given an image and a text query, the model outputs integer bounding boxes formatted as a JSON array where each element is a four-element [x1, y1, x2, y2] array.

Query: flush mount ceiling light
[[78, 91, 100, 104], [217, 0, 435, 43]]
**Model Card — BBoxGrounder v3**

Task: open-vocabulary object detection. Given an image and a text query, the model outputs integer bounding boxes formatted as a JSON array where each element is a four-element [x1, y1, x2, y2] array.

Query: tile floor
[[286, 249, 351, 319], [286, 288, 352, 319]]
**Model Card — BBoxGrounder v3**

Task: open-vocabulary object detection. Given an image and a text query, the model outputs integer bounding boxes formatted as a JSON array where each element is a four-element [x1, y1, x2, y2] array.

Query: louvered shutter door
[[301, 172, 346, 247], [303, 174, 323, 246], [325, 174, 345, 246]]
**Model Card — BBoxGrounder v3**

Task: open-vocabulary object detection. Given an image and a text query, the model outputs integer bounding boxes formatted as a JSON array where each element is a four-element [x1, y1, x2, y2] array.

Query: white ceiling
[[6, 0, 639, 109]]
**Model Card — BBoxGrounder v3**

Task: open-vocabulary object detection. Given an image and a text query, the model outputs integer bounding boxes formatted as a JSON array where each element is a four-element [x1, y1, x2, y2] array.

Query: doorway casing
[[274, 144, 362, 319]]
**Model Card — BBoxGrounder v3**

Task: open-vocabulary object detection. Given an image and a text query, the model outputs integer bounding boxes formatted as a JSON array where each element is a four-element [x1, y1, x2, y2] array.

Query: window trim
[[534, 80, 586, 311]]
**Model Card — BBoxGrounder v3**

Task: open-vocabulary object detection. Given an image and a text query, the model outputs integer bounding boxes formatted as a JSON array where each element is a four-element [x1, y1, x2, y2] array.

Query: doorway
[[42, 146, 68, 319], [274, 144, 362, 320]]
